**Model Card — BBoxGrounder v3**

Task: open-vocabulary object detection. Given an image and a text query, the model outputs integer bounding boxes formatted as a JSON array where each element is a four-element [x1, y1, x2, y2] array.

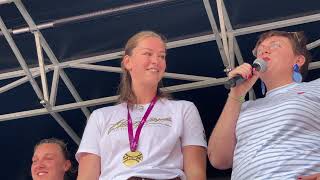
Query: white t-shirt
[[232, 78, 320, 180], [76, 99, 207, 180]]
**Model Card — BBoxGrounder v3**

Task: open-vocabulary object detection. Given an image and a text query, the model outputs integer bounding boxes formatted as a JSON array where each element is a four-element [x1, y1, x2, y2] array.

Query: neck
[[132, 82, 157, 104], [263, 76, 294, 92]]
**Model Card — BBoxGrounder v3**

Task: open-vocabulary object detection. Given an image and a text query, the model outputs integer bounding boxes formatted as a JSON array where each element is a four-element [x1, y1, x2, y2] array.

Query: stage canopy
[[0, 0, 319, 179]]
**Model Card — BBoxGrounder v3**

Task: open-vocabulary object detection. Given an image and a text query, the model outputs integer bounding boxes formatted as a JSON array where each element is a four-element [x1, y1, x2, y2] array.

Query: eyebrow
[[258, 40, 281, 48], [33, 153, 56, 158], [139, 47, 166, 53], [44, 153, 57, 157], [269, 40, 281, 43]]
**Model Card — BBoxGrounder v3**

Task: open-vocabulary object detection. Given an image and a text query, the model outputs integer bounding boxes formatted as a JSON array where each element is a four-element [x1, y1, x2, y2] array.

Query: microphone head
[[253, 58, 267, 72]]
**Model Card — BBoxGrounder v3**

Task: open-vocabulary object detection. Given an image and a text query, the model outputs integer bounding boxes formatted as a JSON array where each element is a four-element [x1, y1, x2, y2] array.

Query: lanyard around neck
[[126, 96, 158, 151]]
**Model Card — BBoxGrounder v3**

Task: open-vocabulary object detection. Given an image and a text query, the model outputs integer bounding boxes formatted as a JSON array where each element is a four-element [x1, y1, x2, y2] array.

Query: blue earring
[[261, 81, 266, 95], [293, 64, 302, 83]]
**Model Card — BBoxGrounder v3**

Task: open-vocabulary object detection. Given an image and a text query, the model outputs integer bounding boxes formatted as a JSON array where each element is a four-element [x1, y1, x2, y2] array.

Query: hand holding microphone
[[224, 59, 267, 90]]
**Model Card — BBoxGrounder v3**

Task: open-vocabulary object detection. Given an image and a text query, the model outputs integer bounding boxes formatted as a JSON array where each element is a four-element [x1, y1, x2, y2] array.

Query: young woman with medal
[[76, 31, 207, 180]]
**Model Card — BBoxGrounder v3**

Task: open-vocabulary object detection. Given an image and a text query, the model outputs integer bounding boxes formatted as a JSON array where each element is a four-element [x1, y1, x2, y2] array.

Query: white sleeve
[[181, 102, 207, 148], [75, 110, 102, 162]]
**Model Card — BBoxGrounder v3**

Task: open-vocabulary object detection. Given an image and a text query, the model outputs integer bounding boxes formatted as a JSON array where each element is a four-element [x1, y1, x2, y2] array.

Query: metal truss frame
[[0, 0, 319, 144]]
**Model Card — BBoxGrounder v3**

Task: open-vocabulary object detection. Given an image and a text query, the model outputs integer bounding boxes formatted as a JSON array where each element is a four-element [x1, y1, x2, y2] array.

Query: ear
[[123, 55, 132, 71], [63, 160, 71, 172], [295, 55, 306, 67]]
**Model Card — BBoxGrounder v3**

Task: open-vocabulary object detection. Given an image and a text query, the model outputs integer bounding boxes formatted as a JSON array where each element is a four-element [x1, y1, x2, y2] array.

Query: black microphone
[[224, 58, 267, 89]]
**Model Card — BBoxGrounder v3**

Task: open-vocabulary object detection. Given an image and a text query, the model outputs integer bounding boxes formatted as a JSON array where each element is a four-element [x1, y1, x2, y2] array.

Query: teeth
[[38, 172, 47, 176], [149, 68, 159, 72]]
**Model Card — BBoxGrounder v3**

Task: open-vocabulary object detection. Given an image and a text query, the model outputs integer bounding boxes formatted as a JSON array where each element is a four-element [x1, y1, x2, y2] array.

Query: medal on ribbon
[[122, 96, 158, 167], [122, 151, 143, 167]]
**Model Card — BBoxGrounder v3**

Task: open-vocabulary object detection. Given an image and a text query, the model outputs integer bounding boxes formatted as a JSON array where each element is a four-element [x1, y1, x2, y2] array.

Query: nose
[[150, 54, 160, 64], [32, 160, 45, 169], [257, 47, 271, 57], [262, 46, 271, 54]]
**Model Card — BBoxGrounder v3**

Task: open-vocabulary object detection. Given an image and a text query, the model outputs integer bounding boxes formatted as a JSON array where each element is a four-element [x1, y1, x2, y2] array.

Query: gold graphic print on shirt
[[108, 117, 172, 134]]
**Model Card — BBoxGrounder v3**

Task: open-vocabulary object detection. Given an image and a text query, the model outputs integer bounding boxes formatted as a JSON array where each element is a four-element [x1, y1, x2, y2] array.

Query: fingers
[[228, 63, 253, 80], [228, 63, 260, 97], [298, 173, 320, 180], [246, 72, 259, 86]]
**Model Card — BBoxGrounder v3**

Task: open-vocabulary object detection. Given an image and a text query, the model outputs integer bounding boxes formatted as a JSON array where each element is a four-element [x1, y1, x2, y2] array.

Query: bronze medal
[[122, 150, 143, 167]]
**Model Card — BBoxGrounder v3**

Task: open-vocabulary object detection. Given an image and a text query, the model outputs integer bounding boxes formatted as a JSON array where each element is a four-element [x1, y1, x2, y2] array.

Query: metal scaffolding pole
[[69, 64, 217, 81], [0, 0, 175, 36], [49, 67, 60, 106], [0, 77, 227, 122], [0, 33, 217, 81], [0, 70, 46, 94], [0, 0, 13, 5], [219, 0, 244, 65], [34, 31, 49, 102], [234, 13, 320, 36], [219, 0, 255, 100], [203, 0, 230, 68], [14, 0, 91, 119], [0, 0, 82, 144], [0, 17, 44, 99]]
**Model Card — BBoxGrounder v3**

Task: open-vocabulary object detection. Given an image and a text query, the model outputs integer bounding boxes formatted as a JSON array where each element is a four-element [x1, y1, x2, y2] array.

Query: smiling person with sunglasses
[[208, 30, 320, 180]]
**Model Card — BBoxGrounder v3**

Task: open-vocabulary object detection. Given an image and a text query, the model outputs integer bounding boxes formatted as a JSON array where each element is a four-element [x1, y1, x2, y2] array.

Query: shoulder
[[303, 78, 320, 87], [160, 98, 196, 109], [88, 103, 126, 122], [295, 78, 320, 94], [85, 104, 126, 129], [93, 103, 125, 114], [159, 99, 200, 118], [241, 97, 267, 111]]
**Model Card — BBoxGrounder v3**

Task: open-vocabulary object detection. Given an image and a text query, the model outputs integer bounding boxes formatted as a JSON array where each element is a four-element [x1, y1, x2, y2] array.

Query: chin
[[34, 174, 55, 180], [145, 78, 161, 84], [33, 176, 47, 180]]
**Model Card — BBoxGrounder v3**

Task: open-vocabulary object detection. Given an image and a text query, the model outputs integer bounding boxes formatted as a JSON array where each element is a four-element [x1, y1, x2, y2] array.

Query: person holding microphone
[[208, 30, 320, 180]]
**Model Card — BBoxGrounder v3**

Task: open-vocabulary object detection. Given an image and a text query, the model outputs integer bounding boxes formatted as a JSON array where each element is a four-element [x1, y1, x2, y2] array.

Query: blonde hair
[[117, 31, 168, 104]]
